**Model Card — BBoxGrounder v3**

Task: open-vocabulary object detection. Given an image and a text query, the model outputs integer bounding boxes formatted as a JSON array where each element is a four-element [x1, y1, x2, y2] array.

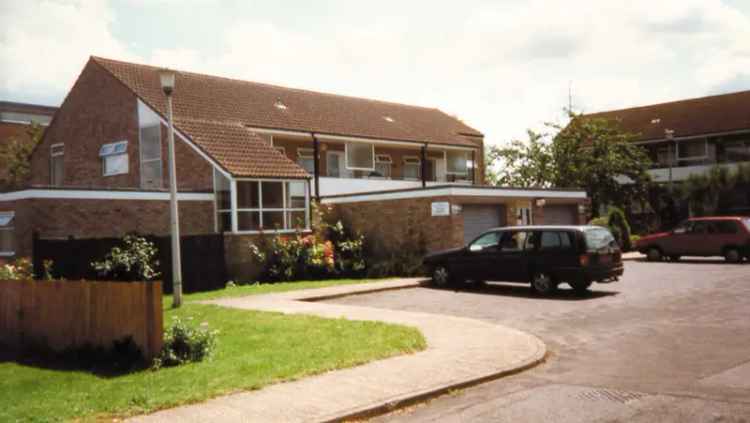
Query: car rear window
[[743, 218, 750, 232], [584, 227, 617, 251]]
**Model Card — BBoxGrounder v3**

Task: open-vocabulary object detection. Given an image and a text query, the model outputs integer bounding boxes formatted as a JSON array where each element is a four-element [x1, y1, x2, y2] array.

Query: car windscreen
[[584, 227, 617, 251]]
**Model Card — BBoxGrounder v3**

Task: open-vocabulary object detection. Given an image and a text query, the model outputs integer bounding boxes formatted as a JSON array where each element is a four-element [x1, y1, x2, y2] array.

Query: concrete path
[[130, 279, 546, 423]]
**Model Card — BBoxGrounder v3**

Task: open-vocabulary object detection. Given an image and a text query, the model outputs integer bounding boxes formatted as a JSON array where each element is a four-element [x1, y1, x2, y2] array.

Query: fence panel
[[0, 280, 163, 359]]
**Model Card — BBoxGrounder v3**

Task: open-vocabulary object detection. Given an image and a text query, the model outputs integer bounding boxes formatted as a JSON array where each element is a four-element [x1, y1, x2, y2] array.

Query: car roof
[[488, 225, 600, 232]]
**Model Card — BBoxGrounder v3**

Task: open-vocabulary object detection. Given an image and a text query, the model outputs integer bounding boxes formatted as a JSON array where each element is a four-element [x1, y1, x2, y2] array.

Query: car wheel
[[570, 280, 592, 295], [646, 247, 662, 262], [669, 255, 681, 262], [724, 248, 741, 263], [431, 265, 452, 287], [531, 272, 557, 295]]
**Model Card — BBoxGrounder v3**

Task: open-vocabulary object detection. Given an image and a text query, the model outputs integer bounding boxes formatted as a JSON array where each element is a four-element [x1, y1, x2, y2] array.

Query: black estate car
[[423, 226, 624, 295]]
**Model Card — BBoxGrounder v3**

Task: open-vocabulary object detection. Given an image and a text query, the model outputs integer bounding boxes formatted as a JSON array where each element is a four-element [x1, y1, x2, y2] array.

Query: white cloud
[[1, 0, 749, 147]]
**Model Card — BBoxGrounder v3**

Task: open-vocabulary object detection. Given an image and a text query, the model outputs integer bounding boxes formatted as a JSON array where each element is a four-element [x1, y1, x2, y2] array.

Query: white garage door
[[542, 205, 577, 225], [463, 205, 505, 245]]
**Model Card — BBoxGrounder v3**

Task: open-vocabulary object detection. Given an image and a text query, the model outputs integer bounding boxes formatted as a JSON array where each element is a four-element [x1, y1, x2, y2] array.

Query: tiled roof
[[174, 119, 309, 179], [583, 90, 750, 142], [92, 56, 482, 147]]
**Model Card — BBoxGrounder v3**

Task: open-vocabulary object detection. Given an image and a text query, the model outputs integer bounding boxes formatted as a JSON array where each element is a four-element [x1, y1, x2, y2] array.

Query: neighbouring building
[[0, 57, 587, 276], [0, 101, 58, 189], [584, 89, 750, 225]]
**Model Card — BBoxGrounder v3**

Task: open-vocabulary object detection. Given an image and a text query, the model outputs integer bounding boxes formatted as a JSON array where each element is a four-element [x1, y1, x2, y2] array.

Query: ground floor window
[[0, 212, 15, 256], [214, 171, 309, 233]]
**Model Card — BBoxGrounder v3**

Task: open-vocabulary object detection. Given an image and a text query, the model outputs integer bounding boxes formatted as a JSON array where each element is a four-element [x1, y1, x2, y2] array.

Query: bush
[[588, 217, 608, 227], [630, 234, 641, 246], [607, 207, 632, 251], [0, 257, 33, 280], [91, 235, 160, 281], [154, 317, 217, 368], [249, 222, 366, 282]]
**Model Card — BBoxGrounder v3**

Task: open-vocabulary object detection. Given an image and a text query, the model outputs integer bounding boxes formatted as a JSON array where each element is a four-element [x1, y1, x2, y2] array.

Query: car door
[[681, 221, 711, 256], [533, 231, 575, 279], [496, 230, 533, 282], [459, 231, 501, 281]]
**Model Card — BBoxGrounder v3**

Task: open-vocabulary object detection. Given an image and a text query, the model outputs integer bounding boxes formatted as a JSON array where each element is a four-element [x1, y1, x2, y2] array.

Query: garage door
[[463, 205, 505, 245], [542, 205, 577, 225]]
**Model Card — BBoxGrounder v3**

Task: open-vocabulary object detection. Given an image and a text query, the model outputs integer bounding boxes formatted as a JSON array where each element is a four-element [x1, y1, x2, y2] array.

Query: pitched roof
[[582, 90, 750, 142], [174, 119, 309, 178], [92, 56, 482, 148]]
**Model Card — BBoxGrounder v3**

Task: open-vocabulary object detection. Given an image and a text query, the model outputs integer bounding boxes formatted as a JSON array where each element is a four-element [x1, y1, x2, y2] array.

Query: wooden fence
[[33, 233, 227, 293], [0, 280, 163, 359]]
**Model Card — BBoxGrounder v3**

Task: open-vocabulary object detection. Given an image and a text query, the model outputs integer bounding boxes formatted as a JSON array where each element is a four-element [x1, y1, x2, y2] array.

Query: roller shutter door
[[463, 205, 504, 245], [542, 205, 577, 225]]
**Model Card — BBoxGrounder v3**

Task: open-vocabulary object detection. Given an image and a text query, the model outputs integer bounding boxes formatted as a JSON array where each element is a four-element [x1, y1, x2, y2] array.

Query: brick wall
[[29, 59, 212, 191], [4, 198, 214, 258]]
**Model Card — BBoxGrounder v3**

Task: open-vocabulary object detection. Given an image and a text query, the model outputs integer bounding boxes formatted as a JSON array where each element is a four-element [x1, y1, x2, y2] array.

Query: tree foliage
[[486, 111, 652, 216], [0, 123, 44, 190]]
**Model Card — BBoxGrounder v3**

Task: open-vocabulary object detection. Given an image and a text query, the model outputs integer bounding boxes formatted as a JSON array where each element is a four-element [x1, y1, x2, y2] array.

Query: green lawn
[[0, 279, 426, 422], [177, 277, 393, 303]]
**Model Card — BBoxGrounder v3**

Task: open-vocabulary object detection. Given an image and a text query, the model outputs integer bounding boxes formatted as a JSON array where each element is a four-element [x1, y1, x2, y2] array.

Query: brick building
[[0, 57, 587, 277]]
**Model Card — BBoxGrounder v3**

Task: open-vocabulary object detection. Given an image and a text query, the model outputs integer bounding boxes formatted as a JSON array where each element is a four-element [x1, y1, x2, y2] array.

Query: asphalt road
[[328, 259, 750, 422]]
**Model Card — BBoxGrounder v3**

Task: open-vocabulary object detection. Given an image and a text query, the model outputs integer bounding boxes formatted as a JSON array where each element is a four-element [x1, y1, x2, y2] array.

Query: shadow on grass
[[0, 340, 149, 378], [419, 280, 619, 301]]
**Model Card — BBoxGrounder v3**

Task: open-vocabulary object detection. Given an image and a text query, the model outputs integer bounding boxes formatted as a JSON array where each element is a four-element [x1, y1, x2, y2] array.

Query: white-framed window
[[50, 143, 64, 186], [403, 156, 421, 180], [373, 154, 392, 178], [214, 173, 310, 233], [0, 212, 15, 257], [100, 141, 129, 176], [138, 100, 163, 189], [345, 142, 375, 171], [446, 150, 469, 176], [297, 148, 315, 174]]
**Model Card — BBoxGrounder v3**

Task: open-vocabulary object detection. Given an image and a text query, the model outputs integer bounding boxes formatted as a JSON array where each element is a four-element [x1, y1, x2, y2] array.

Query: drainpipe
[[421, 143, 428, 188], [312, 133, 321, 202]]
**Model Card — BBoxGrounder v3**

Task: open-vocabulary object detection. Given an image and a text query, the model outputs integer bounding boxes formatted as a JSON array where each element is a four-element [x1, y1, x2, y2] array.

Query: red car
[[636, 216, 750, 263]]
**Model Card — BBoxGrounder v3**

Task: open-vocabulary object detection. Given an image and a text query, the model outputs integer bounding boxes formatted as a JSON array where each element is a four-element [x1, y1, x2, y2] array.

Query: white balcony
[[315, 177, 473, 197], [616, 161, 748, 184]]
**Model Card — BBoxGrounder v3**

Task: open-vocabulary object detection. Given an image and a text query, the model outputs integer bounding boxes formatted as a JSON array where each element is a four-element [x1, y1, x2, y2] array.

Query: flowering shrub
[[249, 221, 365, 282], [0, 257, 34, 280], [91, 235, 161, 281]]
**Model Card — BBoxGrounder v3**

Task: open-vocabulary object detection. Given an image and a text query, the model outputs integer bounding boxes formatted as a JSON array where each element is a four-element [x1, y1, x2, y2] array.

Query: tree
[[485, 130, 554, 188], [0, 123, 44, 190], [486, 111, 652, 216], [550, 112, 652, 216]]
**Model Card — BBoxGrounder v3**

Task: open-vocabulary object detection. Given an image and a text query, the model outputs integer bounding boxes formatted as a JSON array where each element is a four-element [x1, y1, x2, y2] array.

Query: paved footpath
[[130, 279, 545, 423]]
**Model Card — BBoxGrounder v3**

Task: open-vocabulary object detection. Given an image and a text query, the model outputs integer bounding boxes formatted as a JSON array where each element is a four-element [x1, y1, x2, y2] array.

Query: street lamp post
[[160, 69, 183, 308]]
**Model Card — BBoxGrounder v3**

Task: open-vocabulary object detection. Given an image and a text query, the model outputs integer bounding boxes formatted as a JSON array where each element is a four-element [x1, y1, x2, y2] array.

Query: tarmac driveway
[[328, 259, 750, 422]]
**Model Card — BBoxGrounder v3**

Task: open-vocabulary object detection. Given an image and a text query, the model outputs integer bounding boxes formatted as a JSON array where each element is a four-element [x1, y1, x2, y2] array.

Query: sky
[[1, 0, 750, 147]]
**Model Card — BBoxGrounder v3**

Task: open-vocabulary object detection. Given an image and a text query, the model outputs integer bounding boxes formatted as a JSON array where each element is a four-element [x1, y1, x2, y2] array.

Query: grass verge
[[0, 300, 426, 422]]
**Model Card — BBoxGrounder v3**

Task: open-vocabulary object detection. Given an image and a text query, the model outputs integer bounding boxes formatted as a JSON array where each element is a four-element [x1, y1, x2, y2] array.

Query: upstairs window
[[373, 154, 392, 178], [138, 101, 163, 189], [297, 148, 315, 174], [403, 156, 421, 180], [345, 142, 374, 171], [100, 141, 129, 176], [677, 139, 708, 161], [446, 150, 469, 176], [0, 212, 14, 256], [50, 144, 64, 186]]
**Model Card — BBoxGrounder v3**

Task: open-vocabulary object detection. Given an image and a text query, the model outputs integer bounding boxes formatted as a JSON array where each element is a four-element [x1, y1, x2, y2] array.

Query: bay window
[[214, 171, 309, 233], [345, 142, 374, 171]]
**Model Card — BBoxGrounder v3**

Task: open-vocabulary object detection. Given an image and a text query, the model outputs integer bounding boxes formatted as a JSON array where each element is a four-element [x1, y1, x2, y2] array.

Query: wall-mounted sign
[[431, 201, 450, 216]]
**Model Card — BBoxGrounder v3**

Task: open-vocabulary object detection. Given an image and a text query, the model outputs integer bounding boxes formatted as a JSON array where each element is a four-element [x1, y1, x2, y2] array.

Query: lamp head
[[159, 69, 176, 95]]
